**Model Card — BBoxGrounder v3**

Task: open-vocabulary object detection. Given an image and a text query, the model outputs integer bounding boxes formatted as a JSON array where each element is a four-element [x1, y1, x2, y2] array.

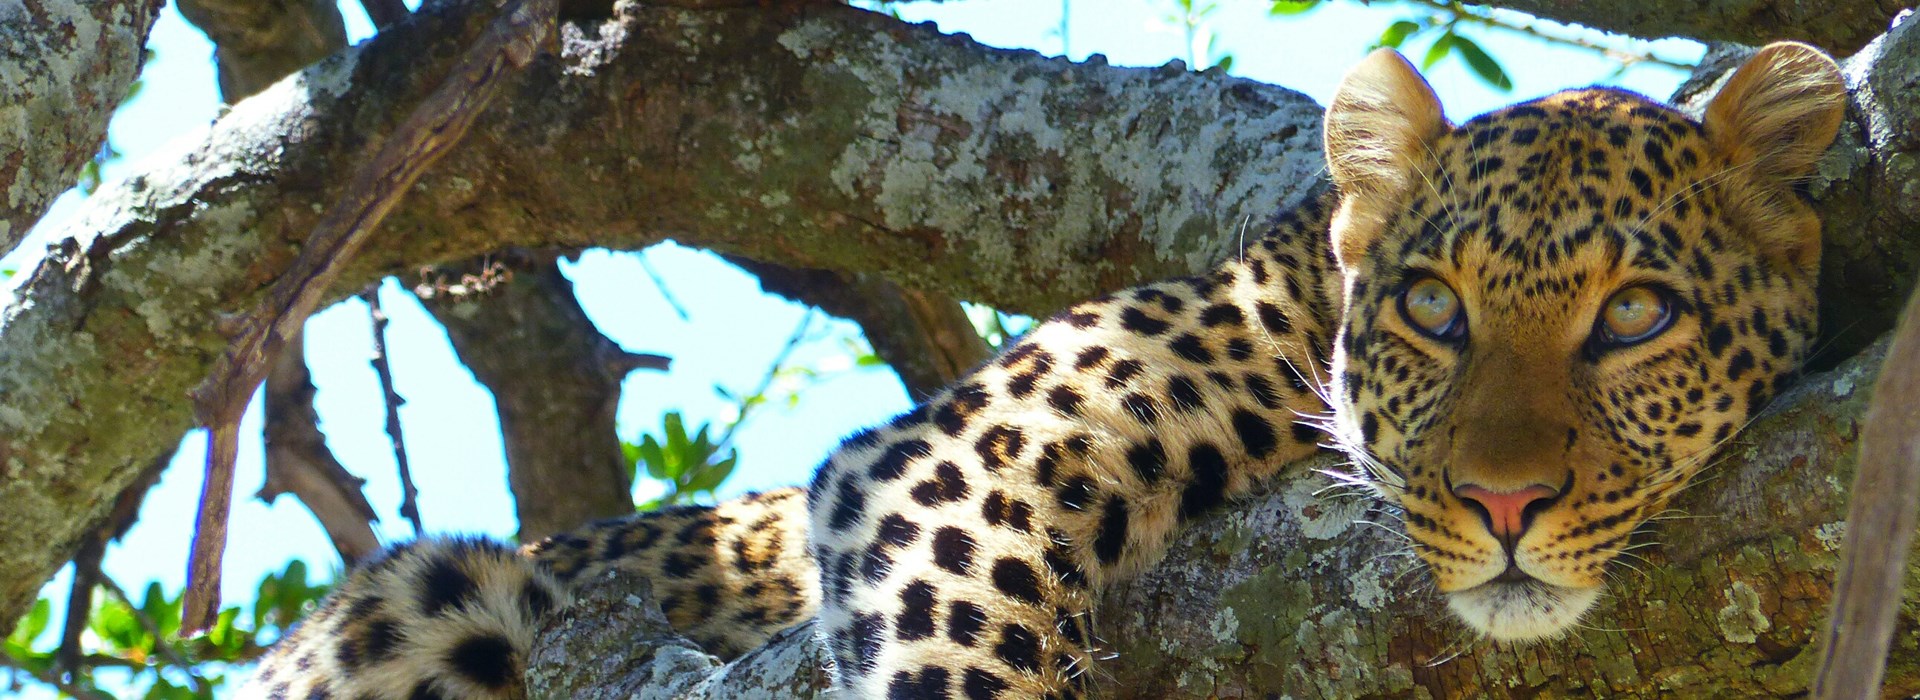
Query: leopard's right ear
[[1324, 49, 1449, 265]]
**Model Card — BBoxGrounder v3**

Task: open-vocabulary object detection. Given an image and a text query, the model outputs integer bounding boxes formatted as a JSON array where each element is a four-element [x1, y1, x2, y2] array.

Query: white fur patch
[[1445, 580, 1601, 642]]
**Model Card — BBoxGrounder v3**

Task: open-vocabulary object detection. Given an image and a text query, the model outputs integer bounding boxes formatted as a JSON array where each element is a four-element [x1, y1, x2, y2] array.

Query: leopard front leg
[[813, 489, 1099, 698], [808, 253, 1333, 698]]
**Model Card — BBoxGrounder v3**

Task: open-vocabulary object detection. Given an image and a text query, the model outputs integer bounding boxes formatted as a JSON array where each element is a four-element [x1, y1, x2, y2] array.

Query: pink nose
[[1452, 484, 1559, 544]]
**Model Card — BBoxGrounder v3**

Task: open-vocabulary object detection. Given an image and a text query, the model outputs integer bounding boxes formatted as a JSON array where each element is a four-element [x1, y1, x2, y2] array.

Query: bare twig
[[639, 252, 692, 321], [895, 287, 992, 390], [362, 288, 424, 537], [1409, 0, 1695, 71], [1812, 284, 1920, 696], [179, 0, 557, 634], [262, 334, 382, 562], [710, 310, 816, 459]]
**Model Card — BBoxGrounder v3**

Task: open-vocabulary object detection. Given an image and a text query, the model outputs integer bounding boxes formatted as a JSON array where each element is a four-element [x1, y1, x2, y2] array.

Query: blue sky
[[3, 0, 1700, 694]]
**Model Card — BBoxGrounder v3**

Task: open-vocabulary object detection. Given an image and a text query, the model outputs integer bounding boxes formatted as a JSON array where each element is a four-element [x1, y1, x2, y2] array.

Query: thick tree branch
[[0, 1, 1328, 627], [177, 0, 346, 103], [1480, 0, 1910, 55], [0, 0, 162, 255], [414, 252, 666, 541]]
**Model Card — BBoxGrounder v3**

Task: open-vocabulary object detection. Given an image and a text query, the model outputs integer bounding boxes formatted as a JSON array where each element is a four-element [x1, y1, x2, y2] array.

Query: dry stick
[[363, 288, 424, 536], [179, 0, 557, 634], [1812, 282, 1920, 698]]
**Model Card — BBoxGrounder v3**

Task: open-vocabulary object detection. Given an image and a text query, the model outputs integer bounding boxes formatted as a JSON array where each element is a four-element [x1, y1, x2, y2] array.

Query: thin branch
[[710, 310, 816, 459], [54, 538, 102, 680], [178, 0, 557, 633], [362, 288, 424, 537], [1813, 270, 1920, 696], [1411, 0, 1695, 71], [638, 252, 693, 321]]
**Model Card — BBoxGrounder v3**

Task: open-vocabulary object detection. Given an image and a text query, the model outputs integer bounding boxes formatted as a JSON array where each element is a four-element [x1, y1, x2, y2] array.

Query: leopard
[[236, 41, 1846, 700]]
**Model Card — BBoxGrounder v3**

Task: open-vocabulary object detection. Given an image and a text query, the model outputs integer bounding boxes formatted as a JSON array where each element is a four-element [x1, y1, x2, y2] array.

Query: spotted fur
[[240, 489, 815, 699], [240, 43, 1846, 698]]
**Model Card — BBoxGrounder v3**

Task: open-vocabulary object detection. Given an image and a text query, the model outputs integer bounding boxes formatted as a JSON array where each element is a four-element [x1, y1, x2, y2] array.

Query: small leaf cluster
[[3, 561, 331, 698], [624, 411, 738, 510]]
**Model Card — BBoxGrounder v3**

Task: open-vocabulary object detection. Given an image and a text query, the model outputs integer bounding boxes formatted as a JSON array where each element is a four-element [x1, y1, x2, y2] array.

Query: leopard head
[[1320, 43, 1846, 641]]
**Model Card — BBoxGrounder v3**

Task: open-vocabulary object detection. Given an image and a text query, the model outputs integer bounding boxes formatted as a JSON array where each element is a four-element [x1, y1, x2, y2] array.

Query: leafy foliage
[[624, 412, 739, 509], [3, 561, 329, 698]]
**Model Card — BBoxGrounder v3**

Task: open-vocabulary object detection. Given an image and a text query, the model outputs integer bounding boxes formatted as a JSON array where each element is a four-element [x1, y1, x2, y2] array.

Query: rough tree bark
[[0, 0, 1333, 626], [0, 0, 163, 253], [0, 0, 1916, 693]]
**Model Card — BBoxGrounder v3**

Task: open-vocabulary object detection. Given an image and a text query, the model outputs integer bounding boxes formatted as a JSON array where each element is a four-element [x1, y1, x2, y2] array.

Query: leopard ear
[[1324, 49, 1448, 264], [1704, 41, 1846, 185]]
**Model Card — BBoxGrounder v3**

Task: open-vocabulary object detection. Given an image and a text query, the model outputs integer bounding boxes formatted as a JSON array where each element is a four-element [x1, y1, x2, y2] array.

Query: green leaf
[[685, 456, 737, 493], [6, 598, 51, 647], [639, 435, 668, 480], [1214, 54, 1234, 73], [1451, 35, 1513, 91], [1268, 0, 1319, 15], [1378, 20, 1421, 49], [1421, 31, 1455, 70]]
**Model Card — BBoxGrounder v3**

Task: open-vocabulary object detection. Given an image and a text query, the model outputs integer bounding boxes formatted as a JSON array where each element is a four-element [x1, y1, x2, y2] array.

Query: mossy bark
[[0, 0, 1327, 628]]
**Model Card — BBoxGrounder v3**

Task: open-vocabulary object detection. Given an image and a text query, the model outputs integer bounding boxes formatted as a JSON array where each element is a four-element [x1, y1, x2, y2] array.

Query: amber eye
[[1597, 286, 1673, 345], [1399, 277, 1465, 340]]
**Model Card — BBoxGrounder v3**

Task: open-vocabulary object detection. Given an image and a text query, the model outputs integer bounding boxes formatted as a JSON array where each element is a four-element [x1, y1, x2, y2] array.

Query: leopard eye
[[1596, 286, 1672, 345], [1399, 276, 1465, 340]]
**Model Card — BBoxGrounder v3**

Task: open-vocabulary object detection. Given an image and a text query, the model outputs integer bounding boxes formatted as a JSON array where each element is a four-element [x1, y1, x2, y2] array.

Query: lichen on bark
[[0, 0, 162, 253]]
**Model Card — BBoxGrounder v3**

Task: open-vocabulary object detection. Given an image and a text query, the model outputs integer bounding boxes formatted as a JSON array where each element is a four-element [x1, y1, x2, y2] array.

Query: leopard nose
[[1452, 484, 1560, 547]]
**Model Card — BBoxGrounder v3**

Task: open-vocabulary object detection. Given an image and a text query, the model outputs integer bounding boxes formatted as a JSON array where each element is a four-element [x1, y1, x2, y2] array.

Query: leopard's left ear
[[1704, 41, 1847, 185], [1703, 41, 1846, 273], [1324, 49, 1449, 266]]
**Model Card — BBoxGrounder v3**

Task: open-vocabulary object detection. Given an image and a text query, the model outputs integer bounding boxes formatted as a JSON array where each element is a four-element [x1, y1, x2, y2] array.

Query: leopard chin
[[1445, 579, 1602, 642]]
